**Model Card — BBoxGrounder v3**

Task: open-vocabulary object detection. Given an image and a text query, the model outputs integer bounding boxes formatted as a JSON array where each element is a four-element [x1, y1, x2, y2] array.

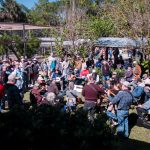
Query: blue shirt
[[110, 90, 133, 110]]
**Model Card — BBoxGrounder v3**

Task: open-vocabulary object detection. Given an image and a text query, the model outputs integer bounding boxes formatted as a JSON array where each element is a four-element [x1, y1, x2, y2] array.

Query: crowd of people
[[0, 47, 149, 138]]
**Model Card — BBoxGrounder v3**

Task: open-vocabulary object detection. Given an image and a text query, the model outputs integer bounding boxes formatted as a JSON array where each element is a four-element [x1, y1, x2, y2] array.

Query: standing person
[[101, 61, 111, 81], [108, 81, 133, 138], [13, 61, 24, 92], [1, 65, 9, 84], [4, 74, 23, 110], [81, 59, 87, 71], [86, 58, 92, 69], [108, 47, 113, 59], [91, 69, 99, 84], [135, 49, 143, 63], [75, 56, 82, 75], [41, 59, 48, 72], [0, 79, 5, 112], [127, 49, 133, 58], [95, 58, 102, 69], [82, 76, 105, 122], [133, 61, 142, 81], [105, 47, 109, 60], [117, 56, 124, 69], [100, 48, 106, 60], [26, 60, 33, 87], [32, 58, 39, 85], [62, 59, 69, 77], [48, 53, 57, 72], [113, 48, 119, 69], [20, 58, 29, 91]]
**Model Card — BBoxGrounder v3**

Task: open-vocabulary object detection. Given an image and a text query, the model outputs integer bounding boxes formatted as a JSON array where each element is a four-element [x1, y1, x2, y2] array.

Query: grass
[[129, 126, 150, 142]]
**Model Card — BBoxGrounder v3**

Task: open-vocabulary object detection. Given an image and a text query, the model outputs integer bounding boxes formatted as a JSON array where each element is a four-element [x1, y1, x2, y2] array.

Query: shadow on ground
[[115, 138, 150, 150]]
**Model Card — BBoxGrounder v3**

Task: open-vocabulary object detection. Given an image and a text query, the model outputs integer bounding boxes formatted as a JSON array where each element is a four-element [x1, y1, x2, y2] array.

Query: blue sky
[[16, 0, 56, 9]]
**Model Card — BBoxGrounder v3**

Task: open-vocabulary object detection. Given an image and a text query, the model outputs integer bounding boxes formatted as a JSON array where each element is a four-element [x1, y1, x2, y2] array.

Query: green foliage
[[111, 68, 126, 78], [26, 37, 40, 57], [0, 0, 28, 22], [96, 67, 103, 78], [141, 60, 150, 74], [27, 0, 61, 26], [0, 33, 40, 58], [87, 17, 115, 40], [78, 45, 87, 59], [0, 105, 114, 149], [0, 33, 11, 56]]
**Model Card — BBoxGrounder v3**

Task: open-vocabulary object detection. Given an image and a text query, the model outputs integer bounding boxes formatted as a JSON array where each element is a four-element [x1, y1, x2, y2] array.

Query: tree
[[27, 0, 61, 26], [101, 0, 150, 58], [0, 0, 28, 22], [0, 33, 40, 59]]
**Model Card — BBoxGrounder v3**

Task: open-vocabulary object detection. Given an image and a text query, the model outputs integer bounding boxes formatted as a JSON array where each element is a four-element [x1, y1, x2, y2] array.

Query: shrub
[[0, 105, 114, 150]]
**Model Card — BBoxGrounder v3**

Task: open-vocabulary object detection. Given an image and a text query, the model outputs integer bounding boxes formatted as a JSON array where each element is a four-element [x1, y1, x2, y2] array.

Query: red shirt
[[80, 69, 89, 77], [0, 84, 5, 99]]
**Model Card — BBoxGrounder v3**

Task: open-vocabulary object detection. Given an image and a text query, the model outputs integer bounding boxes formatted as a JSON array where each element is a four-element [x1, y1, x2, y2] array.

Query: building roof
[[0, 22, 51, 31], [97, 37, 137, 48]]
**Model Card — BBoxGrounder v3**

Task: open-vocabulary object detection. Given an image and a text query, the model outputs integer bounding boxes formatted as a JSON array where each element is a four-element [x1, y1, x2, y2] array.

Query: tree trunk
[[10, 47, 20, 61]]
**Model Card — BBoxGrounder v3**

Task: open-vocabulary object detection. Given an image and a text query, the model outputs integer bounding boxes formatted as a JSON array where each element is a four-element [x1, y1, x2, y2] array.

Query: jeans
[[84, 101, 96, 122], [106, 111, 117, 120], [142, 99, 150, 110], [117, 110, 129, 138], [103, 76, 109, 81]]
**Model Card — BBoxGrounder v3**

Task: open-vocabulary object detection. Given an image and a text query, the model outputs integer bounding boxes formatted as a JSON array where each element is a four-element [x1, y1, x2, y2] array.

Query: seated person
[[125, 66, 133, 82], [80, 66, 89, 77], [37, 76, 47, 95], [51, 69, 63, 91], [47, 80, 59, 95], [131, 78, 145, 102], [110, 72, 119, 83], [51, 69, 62, 79], [136, 99, 150, 121], [143, 78, 150, 103], [65, 85, 79, 112], [30, 83, 43, 106], [106, 82, 121, 126]]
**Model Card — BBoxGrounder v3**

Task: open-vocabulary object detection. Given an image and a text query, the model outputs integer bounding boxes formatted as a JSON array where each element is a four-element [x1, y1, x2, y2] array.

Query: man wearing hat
[[108, 81, 133, 138]]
